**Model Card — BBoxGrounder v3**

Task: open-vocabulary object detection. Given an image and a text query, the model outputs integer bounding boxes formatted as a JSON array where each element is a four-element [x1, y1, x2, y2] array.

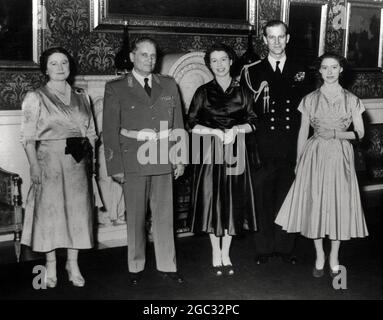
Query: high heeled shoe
[[329, 259, 340, 278], [212, 265, 223, 276], [65, 261, 85, 287], [312, 256, 326, 278], [222, 264, 234, 276], [45, 259, 57, 288]]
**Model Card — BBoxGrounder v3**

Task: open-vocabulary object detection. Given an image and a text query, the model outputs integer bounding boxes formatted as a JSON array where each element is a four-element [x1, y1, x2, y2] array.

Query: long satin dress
[[20, 84, 97, 252], [275, 88, 368, 240], [187, 79, 259, 237]]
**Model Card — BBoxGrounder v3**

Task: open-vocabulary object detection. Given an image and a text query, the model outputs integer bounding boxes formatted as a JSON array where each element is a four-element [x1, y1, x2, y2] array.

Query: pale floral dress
[[20, 84, 97, 252], [275, 87, 368, 240]]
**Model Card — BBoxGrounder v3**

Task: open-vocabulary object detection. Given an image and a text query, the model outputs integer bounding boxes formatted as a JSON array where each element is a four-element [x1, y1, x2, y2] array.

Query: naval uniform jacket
[[102, 72, 185, 177], [241, 58, 311, 165]]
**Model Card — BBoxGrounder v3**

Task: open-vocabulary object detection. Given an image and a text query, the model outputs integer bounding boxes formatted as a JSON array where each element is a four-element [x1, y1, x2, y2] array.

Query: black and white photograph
[[0, 0, 382, 308]]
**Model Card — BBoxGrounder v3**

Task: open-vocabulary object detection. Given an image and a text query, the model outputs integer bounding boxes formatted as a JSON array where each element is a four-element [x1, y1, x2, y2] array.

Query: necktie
[[275, 61, 282, 77], [144, 77, 151, 97]]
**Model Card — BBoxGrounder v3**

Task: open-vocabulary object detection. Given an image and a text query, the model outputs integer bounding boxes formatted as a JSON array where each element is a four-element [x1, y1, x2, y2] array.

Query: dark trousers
[[253, 162, 296, 255]]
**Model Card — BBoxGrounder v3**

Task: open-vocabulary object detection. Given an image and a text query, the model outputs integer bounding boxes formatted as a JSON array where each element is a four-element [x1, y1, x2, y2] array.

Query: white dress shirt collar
[[132, 68, 152, 88], [267, 55, 287, 72]]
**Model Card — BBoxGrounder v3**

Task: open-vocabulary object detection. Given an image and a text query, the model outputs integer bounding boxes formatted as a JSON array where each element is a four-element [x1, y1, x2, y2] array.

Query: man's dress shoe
[[160, 272, 184, 284], [129, 272, 142, 285], [255, 255, 269, 265], [278, 253, 298, 265]]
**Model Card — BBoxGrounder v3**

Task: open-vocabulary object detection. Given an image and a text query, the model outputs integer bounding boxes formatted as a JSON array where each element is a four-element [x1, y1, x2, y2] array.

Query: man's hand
[[173, 164, 185, 180], [112, 173, 125, 184]]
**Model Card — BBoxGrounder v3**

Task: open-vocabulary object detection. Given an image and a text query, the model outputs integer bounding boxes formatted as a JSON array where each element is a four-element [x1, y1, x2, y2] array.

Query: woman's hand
[[314, 128, 335, 140], [173, 164, 185, 180], [30, 164, 42, 184], [223, 127, 238, 145]]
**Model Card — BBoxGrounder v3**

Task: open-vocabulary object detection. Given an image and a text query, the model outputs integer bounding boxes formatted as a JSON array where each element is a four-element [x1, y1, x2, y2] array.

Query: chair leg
[[14, 231, 21, 263]]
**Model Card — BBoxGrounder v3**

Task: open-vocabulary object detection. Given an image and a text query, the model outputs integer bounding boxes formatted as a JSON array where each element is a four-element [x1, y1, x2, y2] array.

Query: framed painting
[[90, 0, 258, 34], [0, 0, 44, 69], [281, 0, 328, 67], [344, 0, 383, 69]]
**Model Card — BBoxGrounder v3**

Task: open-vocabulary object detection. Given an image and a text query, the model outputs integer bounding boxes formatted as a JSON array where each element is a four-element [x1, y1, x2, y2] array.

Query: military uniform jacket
[[241, 58, 311, 164], [103, 72, 185, 176]]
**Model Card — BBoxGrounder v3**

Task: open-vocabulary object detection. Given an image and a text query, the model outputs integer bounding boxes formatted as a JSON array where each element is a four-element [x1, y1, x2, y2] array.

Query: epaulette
[[240, 60, 269, 111], [157, 73, 173, 79], [239, 59, 262, 79], [108, 74, 127, 83]]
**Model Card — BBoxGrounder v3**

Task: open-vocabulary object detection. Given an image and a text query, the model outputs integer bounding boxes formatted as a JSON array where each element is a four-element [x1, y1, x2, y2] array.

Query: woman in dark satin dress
[[187, 43, 258, 276]]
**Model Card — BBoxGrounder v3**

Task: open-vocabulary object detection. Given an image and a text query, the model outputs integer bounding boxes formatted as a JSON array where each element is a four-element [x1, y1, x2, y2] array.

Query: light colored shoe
[[65, 261, 85, 287], [45, 259, 57, 288]]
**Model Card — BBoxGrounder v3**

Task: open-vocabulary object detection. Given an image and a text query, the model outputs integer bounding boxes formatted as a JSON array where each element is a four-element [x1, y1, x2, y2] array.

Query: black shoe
[[278, 253, 298, 265], [160, 272, 184, 284], [312, 267, 324, 278], [222, 264, 234, 276], [212, 266, 223, 276], [255, 254, 269, 265], [129, 272, 142, 285]]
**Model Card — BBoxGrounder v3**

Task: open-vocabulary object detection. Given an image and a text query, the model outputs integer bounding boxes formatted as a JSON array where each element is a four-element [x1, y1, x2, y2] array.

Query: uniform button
[[151, 117, 156, 120], [272, 101, 276, 105], [270, 126, 275, 130], [286, 125, 290, 129], [286, 100, 290, 103], [286, 117, 290, 120], [271, 109, 275, 113], [286, 108, 290, 112], [131, 105, 135, 109], [270, 117, 275, 121]]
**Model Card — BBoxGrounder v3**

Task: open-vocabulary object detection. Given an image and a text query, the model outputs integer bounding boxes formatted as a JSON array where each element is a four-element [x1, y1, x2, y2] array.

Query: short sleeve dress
[[187, 79, 259, 237], [275, 87, 368, 240], [20, 84, 97, 252]]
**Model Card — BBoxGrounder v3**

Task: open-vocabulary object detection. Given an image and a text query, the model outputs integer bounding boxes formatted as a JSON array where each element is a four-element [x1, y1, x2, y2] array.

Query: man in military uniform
[[102, 37, 186, 285], [241, 20, 312, 265]]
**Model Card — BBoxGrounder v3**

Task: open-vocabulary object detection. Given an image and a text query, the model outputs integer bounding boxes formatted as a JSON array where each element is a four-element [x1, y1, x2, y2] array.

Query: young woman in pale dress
[[275, 53, 368, 277], [20, 47, 97, 287]]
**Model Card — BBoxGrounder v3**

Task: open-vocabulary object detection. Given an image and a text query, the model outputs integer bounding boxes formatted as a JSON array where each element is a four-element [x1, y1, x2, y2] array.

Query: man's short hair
[[262, 20, 289, 37], [130, 37, 158, 53]]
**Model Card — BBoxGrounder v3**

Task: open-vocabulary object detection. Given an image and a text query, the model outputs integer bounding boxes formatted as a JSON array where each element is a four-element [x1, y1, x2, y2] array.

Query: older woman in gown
[[20, 47, 97, 288]]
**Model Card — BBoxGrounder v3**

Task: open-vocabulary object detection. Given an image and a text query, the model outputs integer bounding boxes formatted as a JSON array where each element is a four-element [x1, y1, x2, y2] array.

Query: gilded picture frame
[[280, 0, 328, 66], [344, 0, 383, 69], [0, 0, 45, 69], [90, 0, 258, 34]]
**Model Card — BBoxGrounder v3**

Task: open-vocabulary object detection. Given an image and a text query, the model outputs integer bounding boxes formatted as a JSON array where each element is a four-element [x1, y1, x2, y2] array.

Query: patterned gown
[[275, 87, 368, 240], [20, 84, 97, 252]]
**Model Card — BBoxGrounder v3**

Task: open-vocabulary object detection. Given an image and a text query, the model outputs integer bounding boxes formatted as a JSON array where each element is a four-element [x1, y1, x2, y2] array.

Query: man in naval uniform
[[102, 37, 186, 285], [241, 20, 312, 265]]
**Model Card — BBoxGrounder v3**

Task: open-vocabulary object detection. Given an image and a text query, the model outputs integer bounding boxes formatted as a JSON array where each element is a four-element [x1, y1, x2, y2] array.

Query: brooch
[[294, 72, 305, 82]]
